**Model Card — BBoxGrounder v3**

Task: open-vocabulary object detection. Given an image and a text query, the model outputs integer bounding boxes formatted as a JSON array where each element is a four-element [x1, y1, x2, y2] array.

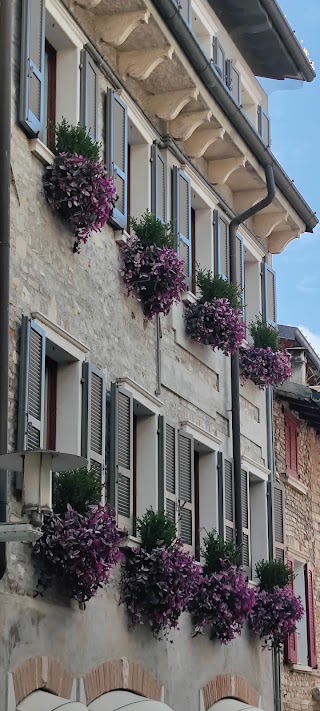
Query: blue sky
[[263, 0, 320, 352]]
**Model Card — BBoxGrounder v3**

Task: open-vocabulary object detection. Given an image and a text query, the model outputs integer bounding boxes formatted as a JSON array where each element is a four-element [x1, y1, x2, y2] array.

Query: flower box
[[249, 586, 304, 650], [184, 298, 245, 356], [240, 346, 292, 387]]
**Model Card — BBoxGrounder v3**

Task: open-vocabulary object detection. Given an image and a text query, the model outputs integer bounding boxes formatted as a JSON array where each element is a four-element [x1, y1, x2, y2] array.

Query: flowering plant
[[240, 319, 292, 387], [120, 236, 186, 318], [249, 587, 304, 650], [43, 153, 116, 252], [120, 509, 199, 637], [33, 505, 123, 605]]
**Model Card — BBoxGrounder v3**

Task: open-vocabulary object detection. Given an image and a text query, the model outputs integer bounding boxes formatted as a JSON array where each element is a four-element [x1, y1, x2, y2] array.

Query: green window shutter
[[17, 317, 46, 453], [214, 210, 229, 281], [262, 262, 277, 326], [80, 49, 99, 143], [172, 167, 192, 289], [178, 430, 194, 550], [111, 384, 133, 529], [158, 417, 178, 528], [151, 143, 166, 223], [105, 89, 128, 230], [81, 363, 106, 495], [273, 482, 285, 563], [241, 469, 251, 577], [20, 0, 45, 136], [212, 37, 225, 81], [258, 106, 271, 147]]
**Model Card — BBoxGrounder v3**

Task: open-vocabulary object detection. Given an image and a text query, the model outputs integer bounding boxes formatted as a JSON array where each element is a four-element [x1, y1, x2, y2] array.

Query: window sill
[[284, 474, 308, 496], [120, 535, 140, 551], [29, 138, 54, 166], [288, 664, 315, 675], [181, 291, 197, 305], [114, 229, 130, 246]]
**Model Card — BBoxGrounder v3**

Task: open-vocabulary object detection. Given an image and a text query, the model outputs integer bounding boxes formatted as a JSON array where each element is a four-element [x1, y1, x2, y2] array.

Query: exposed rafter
[[169, 110, 212, 142], [184, 127, 225, 158], [147, 88, 199, 121], [118, 47, 173, 81], [253, 212, 288, 239], [99, 10, 150, 47], [268, 229, 301, 254], [208, 157, 246, 185]]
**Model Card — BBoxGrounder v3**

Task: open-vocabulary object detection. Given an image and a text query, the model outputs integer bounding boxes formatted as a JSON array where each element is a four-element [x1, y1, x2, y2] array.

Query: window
[[243, 248, 261, 327], [285, 559, 317, 669], [106, 90, 128, 230], [242, 466, 269, 580], [17, 316, 105, 488], [285, 414, 299, 478], [128, 119, 152, 230]]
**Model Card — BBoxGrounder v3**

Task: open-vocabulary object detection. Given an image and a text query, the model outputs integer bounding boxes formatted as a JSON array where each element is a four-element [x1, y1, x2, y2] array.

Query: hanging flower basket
[[249, 587, 304, 650], [120, 542, 199, 637], [189, 565, 254, 643], [33, 505, 123, 606], [185, 298, 245, 355], [240, 346, 292, 387], [120, 236, 186, 318], [43, 153, 116, 252]]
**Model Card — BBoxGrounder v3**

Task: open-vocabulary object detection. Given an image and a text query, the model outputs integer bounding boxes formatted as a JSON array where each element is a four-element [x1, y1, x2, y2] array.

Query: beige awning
[[17, 690, 88, 711], [88, 690, 173, 711], [208, 700, 261, 711]]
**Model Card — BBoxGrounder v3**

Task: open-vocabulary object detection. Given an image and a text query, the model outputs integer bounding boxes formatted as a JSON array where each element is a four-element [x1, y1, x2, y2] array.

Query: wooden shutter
[[285, 415, 298, 478], [241, 469, 251, 575], [305, 563, 317, 668], [105, 89, 128, 230], [151, 144, 166, 223], [236, 234, 244, 306], [80, 50, 99, 142], [231, 65, 241, 105], [17, 317, 46, 453], [225, 59, 232, 92], [284, 557, 298, 664], [158, 417, 178, 528], [172, 167, 192, 288], [273, 482, 285, 563], [258, 106, 271, 147], [262, 262, 277, 327], [82, 363, 106, 496], [212, 37, 225, 80], [178, 430, 194, 550], [111, 384, 133, 529], [179, 0, 191, 26], [20, 0, 46, 136], [214, 210, 229, 281], [224, 458, 235, 543]]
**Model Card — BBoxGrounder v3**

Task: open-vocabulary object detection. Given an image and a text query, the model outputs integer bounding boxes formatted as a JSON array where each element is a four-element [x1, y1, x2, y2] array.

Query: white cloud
[[298, 326, 320, 357]]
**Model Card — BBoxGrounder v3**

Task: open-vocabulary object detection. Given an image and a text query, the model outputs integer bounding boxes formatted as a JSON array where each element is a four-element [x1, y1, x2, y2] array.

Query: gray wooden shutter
[[179, 0, 191, 26], [231, 64, 241, 105], [80, 49, 99, 143], [214, 210, 229, 281], [225, 59, 232, 91], [82, 363, 106, 495], [111, 383, 133, 529], [236, 234, 244, 309], [105, 89, 128, 230], [273, 482, 285, 562], [17, 317, 46, 453], [151, 144, 166, 223], [212, 37, 225, 80], [262, 262, 277, 326], [258, 106, 271, 147], [20, 0, 45, 136], [172, 167, 192, 289], [178, 430, 194, 550], [158, 417, 178, 529], [241, 469, 251, 576], [218, 454, 235, 543]]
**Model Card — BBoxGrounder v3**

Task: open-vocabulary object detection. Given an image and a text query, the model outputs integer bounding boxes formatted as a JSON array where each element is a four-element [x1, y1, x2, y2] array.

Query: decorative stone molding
[[118, 47, 173, 81], [99, 10, 150, 47], [208, 157, 246, 185], [83, 658, 162, 705], [253, 212, 288, 239], [184, 127, 225, 158], [169, 110, 212, 142], [147, 88, 199, 121], [76, 0, 102, 7], [268, 228, 300, 254], [201, 674, 260, 711], [233, 189, 266, 214], [11, 657, 74, 705]]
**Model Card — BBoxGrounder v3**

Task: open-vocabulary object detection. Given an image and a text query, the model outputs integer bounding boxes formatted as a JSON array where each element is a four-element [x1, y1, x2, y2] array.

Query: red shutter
[[284, 558, 298, 664], [305, 563, 317, 669]]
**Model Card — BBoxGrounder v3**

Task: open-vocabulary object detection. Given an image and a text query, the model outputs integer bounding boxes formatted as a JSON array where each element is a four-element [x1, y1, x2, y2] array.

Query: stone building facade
[[0, 0, 317, 710], [275, 327, 320, 711]]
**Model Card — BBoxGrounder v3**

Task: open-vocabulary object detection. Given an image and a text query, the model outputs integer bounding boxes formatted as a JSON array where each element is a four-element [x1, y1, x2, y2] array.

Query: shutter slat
[[214, 211, 229, 281], [178, 431, 194, 548], [180, 508, 192, 545], [166, 498, 176, 525], [118, 391, 131, 470], [159, 418, 178, 530], [111, 384, 133, 529], [224, 460, 234, 522], [262, 263, 277, 326], [284, 557, 298, 664], [273, 482, 285, 563], [105, 90, 128, 229], [80, 50, 99, 142], [118, 474, 131, 518], [305, 563, 317, 668], [81, 363, 106, 496], [241, 470, 248, 528], [20, 0, 45, 136], [172, 167, 192, 288]]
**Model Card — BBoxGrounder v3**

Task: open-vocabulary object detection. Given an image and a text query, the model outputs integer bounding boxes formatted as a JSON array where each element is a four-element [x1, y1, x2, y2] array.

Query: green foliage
[[131, 211, 174, 249], [255, 559, 293, 591], [54, 119, 101, 160], [52, 468, 102, 515], [249, 318, 280, 352], [137, 508, 176, 551], [197, 269, 242, 309], [201, 529, 242, 574]]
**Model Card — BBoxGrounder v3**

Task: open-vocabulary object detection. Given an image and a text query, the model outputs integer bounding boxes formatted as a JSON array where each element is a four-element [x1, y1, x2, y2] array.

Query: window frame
[[44, 38, 57, 151]]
